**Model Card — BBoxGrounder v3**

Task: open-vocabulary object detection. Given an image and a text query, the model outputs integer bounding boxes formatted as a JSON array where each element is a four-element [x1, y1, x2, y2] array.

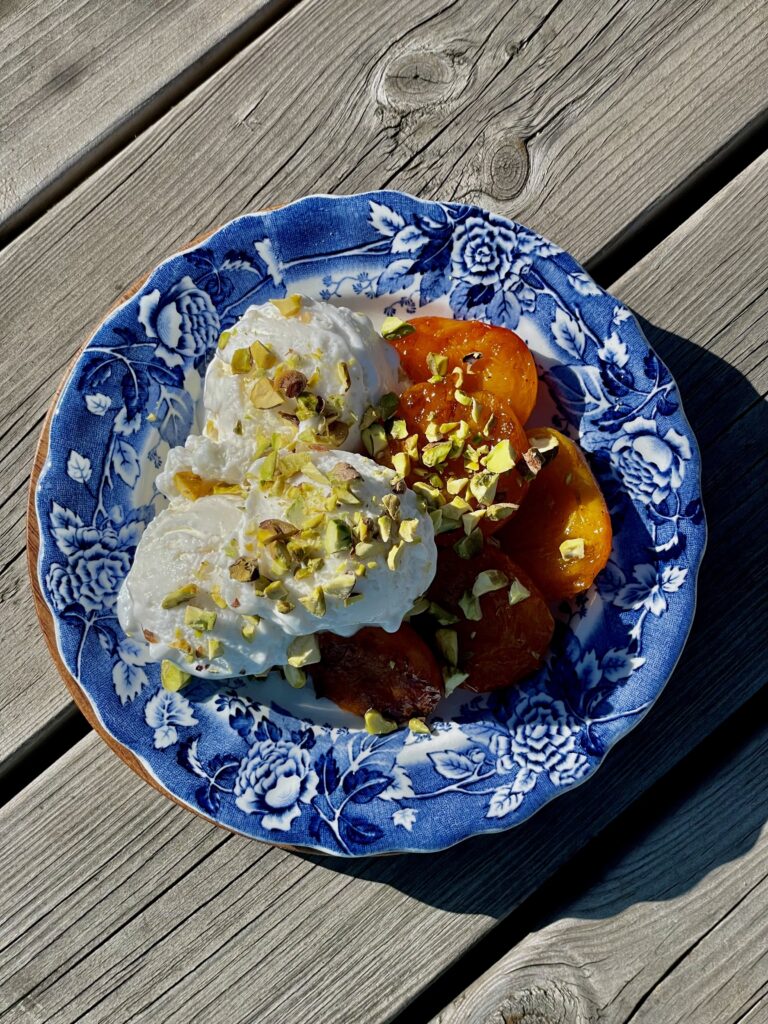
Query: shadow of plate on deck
[[292, 314, 768, 926]]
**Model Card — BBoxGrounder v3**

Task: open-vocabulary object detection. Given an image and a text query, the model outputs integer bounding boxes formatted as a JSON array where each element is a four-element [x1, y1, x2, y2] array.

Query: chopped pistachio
[[560, 538, 586, 560], [458, 590, 483, 621], [443, 667, 469, 695], [249, 339, 276, 369], [299, 586, 326, 617], [426, 351, 448, 379], [508, 578, 532, 606], [378, 392, 399, 420], [223, 538, 239, 558], [146, 411, 158, 422], [362, 422, 388, 457], [381, 493, 401, 520], [380, 316, 415, 340], [409, 596, 430, 617], [427, 601, 459, 625], [258, 518, 299, 542], [276, 599, 295, 613], [284, 664, 307, 688], [429, 508, 454, 535], [454, 421, 471, 442], [323, 573, 356, 599], [435, 628, 458, 665], [391, 451, 411, 478], [377, 515, 393, 543], [264, 580, 289, 600], [413, 481, 443, 506], [451, 365, 464, 387], [454, 388, 472, 406], [425, 421, 442, 443], [160, 583, 198, 609], [364, 709, 398, 735], [390, 418, 408, 440], [454, 529, 484, 560], [249, 377, 283, 409], [354, 563, 367, 578], [408, 718, 431, 734], [422, 440, 453, 467], [484, 439, 516, 474], [270, 294, 302, 317], [439, 421, 460, 435], [231, 347, 253, 374], [404, 434, 419, 459], [462, 508, 486, 535], [485, 502, 518, 522], [343, 592, 364, 606], [473, 570, 509, 597], [258, 449, 278, 483], [469, 470, 499, 506], [294, 392, 323, 420], [325, 519, 352, 554], [184, 605, 217, 631], [206, 637, 223, 660], [173, 471, 214, 500], [287, 634, 321, 668], [387, 541, 404, 570], [398, 518, 420, 543], [335, 360, 351, 392], [210, 585, 228, 609], [218, 329, 232, 351], [329, 461, 361, 483], [445, 495, 472, 517], [212, 482, 243, 496], [228, 557, 260, 582], [161, 660, 190, 691]]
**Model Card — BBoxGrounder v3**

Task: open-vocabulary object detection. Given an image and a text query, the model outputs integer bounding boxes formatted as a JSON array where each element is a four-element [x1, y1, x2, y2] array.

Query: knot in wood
[[378, 46, 469, 112], [481, 129, 529, 202]]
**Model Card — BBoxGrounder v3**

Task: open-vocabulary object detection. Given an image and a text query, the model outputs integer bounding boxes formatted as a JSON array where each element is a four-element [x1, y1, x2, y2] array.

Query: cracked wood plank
[[0, 144, 765, 1024], [0, 0, 293, 238], [2, 0, 766, 774]]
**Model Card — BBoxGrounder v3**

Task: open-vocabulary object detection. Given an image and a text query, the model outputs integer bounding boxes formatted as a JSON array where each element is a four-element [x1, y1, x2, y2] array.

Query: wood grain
[[0, 0, 293, 239], [1, 144, 765, 1024], [3, 0, 767, 775], [433, 721, 768, 1024]]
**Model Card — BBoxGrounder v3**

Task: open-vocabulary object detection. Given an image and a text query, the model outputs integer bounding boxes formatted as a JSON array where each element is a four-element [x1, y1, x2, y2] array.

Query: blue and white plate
[[34, 192, 705, 855]]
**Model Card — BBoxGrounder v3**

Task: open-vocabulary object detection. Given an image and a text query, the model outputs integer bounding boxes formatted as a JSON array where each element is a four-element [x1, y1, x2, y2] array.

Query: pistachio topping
[[458, 590, 483, 621], [560, 538, 586, 560], [361, 422, 388, 457], [380, 316, 415, 340], [380, 493, 401, 520], [408, 718, 431, 734], [173, 471, 214, 500], [392, 451, 411, 477], [426, 351, 448, 380], [323, 573, 356, 599], [462, 508, 486, 535], [207, 637, 223, 659], [454, 529, 483, 560], [161, 660, 191, 691], [468, 470, 499, 506], [398, 518, 420, 543], [325, 519, 353, 554], [389, 418, 408, 440], [454, 387, 472, 406], [337, 360, 352, 392], [473, 569, 509, 597], [421, 440, 453, 467], [283, 664, 307, 688], [435, 627, 458, 665], [329, 461, 361, 483], [508, 578, 532, 606], [387, 541, 404, 570], [484, 439, 517, 474], [230, 347, 253, 374], [377, 515, 393, 543], [270, 294, 302, 317], [299, 586, 326, 617], [183, 605, 217, 632], [218, 329, 232, 351], [443, 667, 470, 694], [228, 557, 260, 582], [287, 634, 321, 668], [249, 377, 284, 409], [249, 339, 276, 369], [160, 583, 198, 609], [210, 585, 228, 609], [485, 502, 518, 522], [364, 709, 399, 735]]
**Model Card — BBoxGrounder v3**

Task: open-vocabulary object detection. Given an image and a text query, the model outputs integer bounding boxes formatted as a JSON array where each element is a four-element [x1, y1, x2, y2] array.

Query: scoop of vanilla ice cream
[[117, 495, 291, 679], [219, 450, 436, 638], [206, 296, 400, 452]]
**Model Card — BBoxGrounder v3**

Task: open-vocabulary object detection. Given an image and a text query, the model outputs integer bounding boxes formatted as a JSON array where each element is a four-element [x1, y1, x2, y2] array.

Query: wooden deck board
[[2, 0, 767, 773], [0, 149, 765, 1024]]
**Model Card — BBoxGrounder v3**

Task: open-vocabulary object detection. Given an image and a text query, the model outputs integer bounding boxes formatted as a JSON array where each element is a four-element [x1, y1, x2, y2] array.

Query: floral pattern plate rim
[[32, 190, 706, 856]]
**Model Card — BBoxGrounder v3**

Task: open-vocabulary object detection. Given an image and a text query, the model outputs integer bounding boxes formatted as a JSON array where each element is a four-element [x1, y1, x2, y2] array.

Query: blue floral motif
[[34, 191, 705, 855]]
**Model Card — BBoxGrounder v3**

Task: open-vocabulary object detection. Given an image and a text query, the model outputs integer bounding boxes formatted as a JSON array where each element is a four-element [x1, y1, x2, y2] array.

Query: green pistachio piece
[[472, 569, 509, 597], [380, 316, 415, 340], [381, 493, 401, 520], [484, 439, 516, 474], [299, 587, 326, 617], [325, 518, 353, 554], [241, 615, 261, 641], [259, 449, 278, 483], [408, 718, 431, 734], [283, 665, 307, 688], [559, 538, 586, 560], [453, 529, 483, 559], [217, 329, 232, 351], [337, 360, 351, 392], [387, 541, 404, 570], [458, 591, 483, 621], [249, 339, 276, 369], [435, 628, 458, 665], [377, 515, 393, 543], [427, 601, 459, 625], [398, 518, 420, 543], [230, 347, 253, 373], [183, 605, 217, 632], [264, 580, 289, 600], [161, 660, 191, 691], [443, 667, 470, 695], [390, 419, 408, 440], [364, 709, 399, 735], [362, 422, 388, 457], [469, 470, 499, 506], [377, 392, 399, 420], [287, 634, 321, 668], [323, 573, 357, 599], [250, 377, 284, 409], [228, 557, 260, 582], [270, 294, 302, 317], [508, 578, 532, 606], [454, 388, 472, 406], [426, 351, 448, 379], [462, 509, 486, 535], [160, 583, 198, 609], [392, 451, 411, 477], [421, 440, 453, 467], [207, 637, 223, 659], [485, 502, 518, 521]]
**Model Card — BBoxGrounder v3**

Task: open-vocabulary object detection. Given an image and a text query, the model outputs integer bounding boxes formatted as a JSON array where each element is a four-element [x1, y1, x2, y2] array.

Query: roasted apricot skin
[[388, 316, 538, 424], [499, 427, 612, 600], [311, 624, 444, 720], [425, 546, 554, 692]]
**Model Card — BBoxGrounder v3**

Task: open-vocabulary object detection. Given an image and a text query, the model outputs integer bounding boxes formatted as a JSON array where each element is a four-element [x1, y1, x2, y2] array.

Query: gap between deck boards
[[0, 0, 303, 252], [4, 116, 768, 808]]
